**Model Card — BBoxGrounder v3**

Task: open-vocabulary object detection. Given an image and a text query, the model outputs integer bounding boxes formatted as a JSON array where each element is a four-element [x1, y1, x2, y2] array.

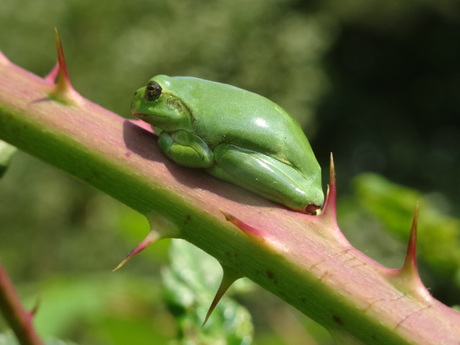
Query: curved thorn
[[113, 213, 181, 272], [29, 297, 40, 318], [203, 266, 242, 326], [44, 61, 59, 83], [221, 210, 264, 239], [112, 230, 161, 272]]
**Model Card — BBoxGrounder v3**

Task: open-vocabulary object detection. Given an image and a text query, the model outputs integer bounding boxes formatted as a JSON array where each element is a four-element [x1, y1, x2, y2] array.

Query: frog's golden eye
[[145, 81, 162, 101]]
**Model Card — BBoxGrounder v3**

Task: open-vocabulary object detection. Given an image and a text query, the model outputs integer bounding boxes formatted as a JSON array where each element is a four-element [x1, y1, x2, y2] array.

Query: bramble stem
[[1, 53, 459, 344], [0, 263, 44, 345]]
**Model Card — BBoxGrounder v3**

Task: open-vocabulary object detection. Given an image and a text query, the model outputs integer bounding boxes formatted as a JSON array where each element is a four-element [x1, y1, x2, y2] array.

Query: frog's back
[[159, 76, 320, 178]]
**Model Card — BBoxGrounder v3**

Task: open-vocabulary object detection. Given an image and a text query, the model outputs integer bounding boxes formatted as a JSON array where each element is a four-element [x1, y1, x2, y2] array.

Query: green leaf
[[0, 140, 16, 178], [163, 240, 253, 345]]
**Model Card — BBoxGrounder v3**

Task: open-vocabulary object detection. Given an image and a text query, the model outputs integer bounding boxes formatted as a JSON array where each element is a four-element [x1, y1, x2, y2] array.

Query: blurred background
[[0, 1, 459, 344]]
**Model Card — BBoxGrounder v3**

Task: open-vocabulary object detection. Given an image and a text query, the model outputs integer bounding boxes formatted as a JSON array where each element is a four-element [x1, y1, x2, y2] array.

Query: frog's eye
[[145, 81, 162, 101]]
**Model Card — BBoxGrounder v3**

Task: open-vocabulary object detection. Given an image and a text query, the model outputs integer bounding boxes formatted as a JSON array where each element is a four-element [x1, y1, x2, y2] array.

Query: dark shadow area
[[314, 10, 460, 209]]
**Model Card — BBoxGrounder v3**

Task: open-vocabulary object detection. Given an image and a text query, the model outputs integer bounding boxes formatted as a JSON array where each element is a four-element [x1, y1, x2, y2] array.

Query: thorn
[[400, 202, 420, 279], [220, 211, 290, 251], [221, 210, 264, 239], [29, 298, 40, 318], [319, 153, 337, 223], [329, 152, 336, 190], [113, 213, 181, 272], [48, 28, 82, 105], [54, 28, 70, 85], [316, 154, 349, 244], [203, 266, 242, 326], [112, 230, 161, 272], [387, 203, 432, 302], [44, 61, 59, 83]]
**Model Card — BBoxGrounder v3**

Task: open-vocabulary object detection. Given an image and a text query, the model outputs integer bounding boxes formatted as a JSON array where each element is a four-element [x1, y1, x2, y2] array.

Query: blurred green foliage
[[0, 0, 459, 344], [0, 141, 16, 178], [163, 240, 253, 345]]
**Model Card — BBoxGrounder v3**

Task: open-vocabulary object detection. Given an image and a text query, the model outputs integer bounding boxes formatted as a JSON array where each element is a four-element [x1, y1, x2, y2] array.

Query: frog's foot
[[207, 144, 323, 213]]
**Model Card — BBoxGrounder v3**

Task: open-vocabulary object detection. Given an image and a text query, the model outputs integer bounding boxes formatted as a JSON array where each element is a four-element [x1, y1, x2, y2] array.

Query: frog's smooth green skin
[[131, 75, 324, 213]]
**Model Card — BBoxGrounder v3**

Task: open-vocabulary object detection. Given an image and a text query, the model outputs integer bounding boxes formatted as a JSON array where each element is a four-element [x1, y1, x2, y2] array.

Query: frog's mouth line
[[133, 112, 163, 122], [132, 112, 148, 121]]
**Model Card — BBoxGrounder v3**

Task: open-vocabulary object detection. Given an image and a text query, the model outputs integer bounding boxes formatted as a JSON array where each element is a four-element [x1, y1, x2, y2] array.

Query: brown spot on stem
[[184, 215, 192, 225], [332, 315, 344, 326], [266, 270, 278, 284]]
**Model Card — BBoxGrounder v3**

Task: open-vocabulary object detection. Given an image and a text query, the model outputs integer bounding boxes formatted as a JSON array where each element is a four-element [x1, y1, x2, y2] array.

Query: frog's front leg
[[158, 131, 213, 168], [207, 144, 323, 213]]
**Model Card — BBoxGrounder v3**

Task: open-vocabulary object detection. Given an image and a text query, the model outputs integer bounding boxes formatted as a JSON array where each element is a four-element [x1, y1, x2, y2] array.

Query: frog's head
[[131, 75, 191, 131]]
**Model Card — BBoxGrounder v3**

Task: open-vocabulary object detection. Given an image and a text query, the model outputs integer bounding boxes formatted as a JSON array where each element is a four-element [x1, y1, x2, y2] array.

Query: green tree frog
[[131, 75, 324, 214]]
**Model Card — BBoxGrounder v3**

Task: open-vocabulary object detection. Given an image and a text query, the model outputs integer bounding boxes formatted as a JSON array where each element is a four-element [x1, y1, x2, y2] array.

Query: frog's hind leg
[[207, 144, 322, 213]]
